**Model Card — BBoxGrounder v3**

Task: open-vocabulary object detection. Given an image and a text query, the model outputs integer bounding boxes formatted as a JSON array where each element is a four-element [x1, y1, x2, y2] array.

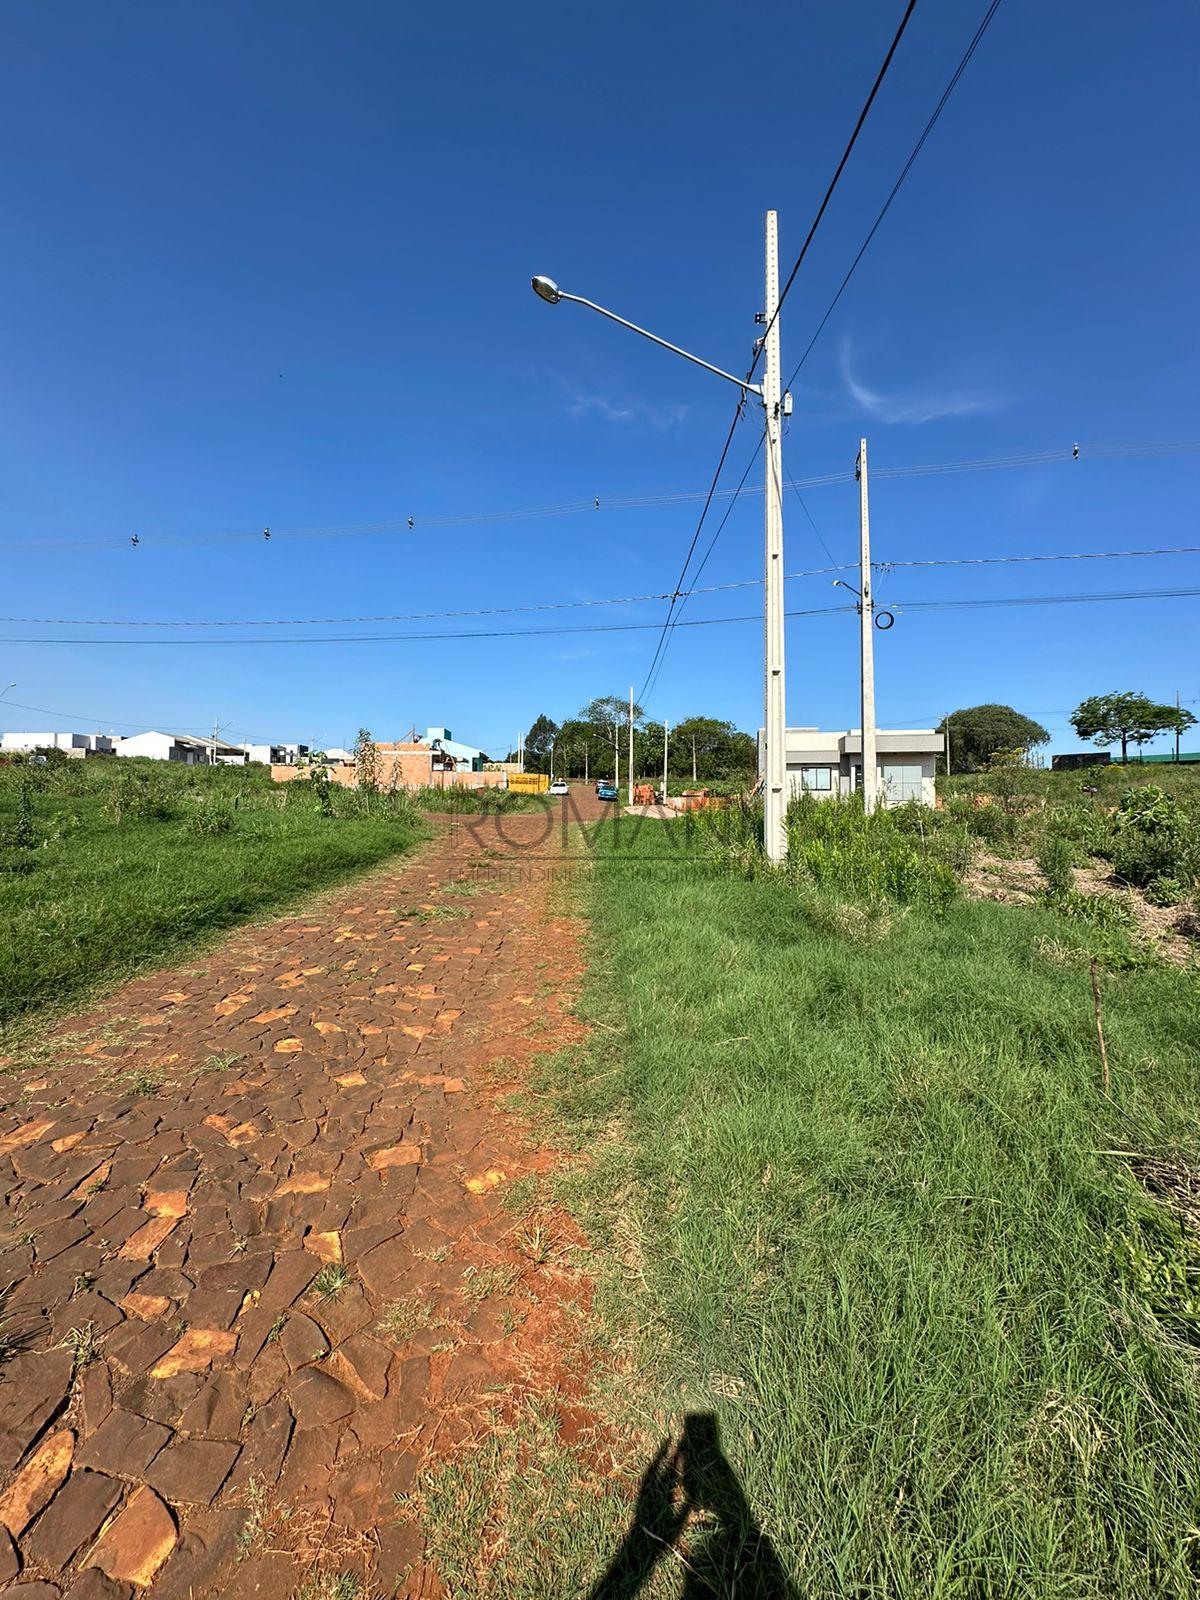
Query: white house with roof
[[242, 742, 310, 766], [759, 727, 944, 808], [116, 731, 247, 765], [0, 731, 116, 757], [417, 726, 488, 772]]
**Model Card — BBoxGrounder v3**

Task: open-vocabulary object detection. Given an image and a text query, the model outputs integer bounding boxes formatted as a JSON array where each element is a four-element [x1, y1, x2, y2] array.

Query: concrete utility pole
[[627, 686, 635, 806], [856, 439, 879, 813], [549, 740, 555, 782], [944, 712, 952, 776], [530, 210, 789, 857], [1176, 690, 1182, 764], [663, 719, 669, 799], [691, 735, 697, 784], [761, 211, 788, 863]]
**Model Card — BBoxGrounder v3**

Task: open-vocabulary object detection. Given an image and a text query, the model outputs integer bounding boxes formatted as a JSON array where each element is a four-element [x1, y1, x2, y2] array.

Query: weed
[[266, 1313, 287, 1344], [312, 1264, 352, 1300], [500, 1175, 540, 1216], [200, 1052, 244, 1074], [377, 1297, 431, 1344], [61, 1321, 99, 1373], [461, 1264, 518, 1302]]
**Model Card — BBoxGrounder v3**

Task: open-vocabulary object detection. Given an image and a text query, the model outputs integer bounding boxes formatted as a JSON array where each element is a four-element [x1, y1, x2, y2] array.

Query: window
[[800, 765, 833, 792], [879, 762, 924, 804]]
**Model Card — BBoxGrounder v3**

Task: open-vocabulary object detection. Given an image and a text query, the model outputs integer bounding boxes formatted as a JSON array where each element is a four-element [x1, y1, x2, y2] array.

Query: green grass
[[500, 815, 1200, 1598], [0, 758, 424, 1034]]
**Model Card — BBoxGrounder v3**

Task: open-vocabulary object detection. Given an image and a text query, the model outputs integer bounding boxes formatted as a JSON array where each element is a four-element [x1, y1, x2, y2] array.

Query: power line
[[0, 584, 1196, 648], [1, 439, 1197, 555], [788, 0, 1005, 387], [640, 0, 920, 707], [641, 439, 763, 705], [636, 396, 749, 704], [749, 0, 921, 380], [0, 545, 1196, 629]]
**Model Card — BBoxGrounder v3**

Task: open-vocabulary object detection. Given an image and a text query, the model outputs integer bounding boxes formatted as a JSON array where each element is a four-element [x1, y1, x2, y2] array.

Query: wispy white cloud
[[839, 340, 999, 426], [564, 389, 691, 432]]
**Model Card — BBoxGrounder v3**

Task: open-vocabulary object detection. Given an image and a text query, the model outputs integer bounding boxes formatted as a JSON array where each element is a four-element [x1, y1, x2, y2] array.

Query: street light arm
[[556, 292, 763, 398]]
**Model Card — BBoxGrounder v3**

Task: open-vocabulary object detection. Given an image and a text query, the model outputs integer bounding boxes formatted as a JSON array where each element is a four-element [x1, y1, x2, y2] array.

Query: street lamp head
[[530, 275, 561, 305]]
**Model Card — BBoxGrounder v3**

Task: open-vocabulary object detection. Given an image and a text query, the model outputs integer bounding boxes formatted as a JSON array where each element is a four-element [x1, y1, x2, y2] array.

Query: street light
[[529, 211, 790, 862]]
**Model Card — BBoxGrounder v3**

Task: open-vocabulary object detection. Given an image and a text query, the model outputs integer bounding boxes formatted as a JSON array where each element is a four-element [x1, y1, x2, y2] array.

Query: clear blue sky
[[2, 0, 1197, 757]]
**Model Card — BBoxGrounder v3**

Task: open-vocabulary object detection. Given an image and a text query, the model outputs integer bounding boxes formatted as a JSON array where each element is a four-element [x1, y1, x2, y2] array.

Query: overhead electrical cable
[[748, 0, 921, 381], [1, 439, 1197, 554], [0, 545, 1196, 628], [787, 0, 1005, 386], [1, 585, 1197, 647]]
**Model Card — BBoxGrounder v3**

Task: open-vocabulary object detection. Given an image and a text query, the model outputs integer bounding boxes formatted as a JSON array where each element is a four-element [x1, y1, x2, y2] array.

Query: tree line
[[511, 696, 757, 784], [938, 693, 1196, 773]]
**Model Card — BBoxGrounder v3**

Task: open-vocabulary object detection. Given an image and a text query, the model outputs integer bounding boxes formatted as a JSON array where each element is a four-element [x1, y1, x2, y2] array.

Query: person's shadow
[[587, 1412, 799, 1598]]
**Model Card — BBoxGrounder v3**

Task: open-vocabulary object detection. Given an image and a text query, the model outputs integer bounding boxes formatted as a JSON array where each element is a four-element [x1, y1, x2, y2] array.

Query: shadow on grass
[[588, 1413, 797, 1599]]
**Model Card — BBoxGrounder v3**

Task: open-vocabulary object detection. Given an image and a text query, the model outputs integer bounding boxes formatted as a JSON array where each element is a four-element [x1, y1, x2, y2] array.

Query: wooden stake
[[1090, 957, 1110, 1094]]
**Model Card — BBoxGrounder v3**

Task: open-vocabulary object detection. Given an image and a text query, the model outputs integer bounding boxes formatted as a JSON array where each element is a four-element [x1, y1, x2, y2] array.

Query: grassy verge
[[0, 759, 425, 1035], [430, 809, 1200, 1598]]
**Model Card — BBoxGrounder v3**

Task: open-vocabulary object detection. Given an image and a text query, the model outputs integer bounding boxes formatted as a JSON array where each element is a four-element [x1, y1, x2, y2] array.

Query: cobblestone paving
[[0, 800, 600, 1598]]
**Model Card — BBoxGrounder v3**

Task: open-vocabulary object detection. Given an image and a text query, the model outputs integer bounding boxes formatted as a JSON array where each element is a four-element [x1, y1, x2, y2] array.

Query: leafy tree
[[522, 713, 559, 774], [938, 705, 1050, 773], [1069, 691, 1177, 764], [671, 716, 757, 783], [1159, 704, 1198, 763]]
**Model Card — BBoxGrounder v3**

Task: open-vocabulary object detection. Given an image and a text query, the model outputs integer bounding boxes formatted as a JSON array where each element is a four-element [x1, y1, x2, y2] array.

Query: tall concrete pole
[[857, 438, 878, 813], [627, 685, 635, 806], [762, 210, 788, 863], [663, 719, 669, 799]]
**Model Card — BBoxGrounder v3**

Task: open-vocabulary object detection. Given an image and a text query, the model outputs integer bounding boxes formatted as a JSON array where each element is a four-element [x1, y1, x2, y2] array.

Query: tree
[[937, 705, 1049, 774], [1070, 692, 1177, 764], [522, 713, 559, 774], [581, 695, 644, 777], [671, 716, 757, 783], [1159, 704, 1198, 763]]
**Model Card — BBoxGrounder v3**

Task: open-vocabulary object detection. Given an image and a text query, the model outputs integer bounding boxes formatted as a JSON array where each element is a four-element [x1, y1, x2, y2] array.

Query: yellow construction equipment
[[507, 771, 550, 794]]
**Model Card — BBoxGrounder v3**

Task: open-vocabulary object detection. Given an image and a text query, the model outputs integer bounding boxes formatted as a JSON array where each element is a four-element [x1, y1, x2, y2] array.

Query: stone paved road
[[0, 794, 604, 1598]]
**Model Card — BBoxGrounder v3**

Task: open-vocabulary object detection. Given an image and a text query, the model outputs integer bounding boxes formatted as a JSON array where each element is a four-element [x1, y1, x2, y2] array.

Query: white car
[[549, 780, 570, 795]]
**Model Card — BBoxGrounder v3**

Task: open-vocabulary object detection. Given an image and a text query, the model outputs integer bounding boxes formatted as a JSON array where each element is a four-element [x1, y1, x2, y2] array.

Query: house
[[116, 731, 247, 765], [417, 727, 488, 772], [759, 727, 944, 808], [242, 742, 309, 766], [0, 731, 115, 757], [323, 747, 355, 766]]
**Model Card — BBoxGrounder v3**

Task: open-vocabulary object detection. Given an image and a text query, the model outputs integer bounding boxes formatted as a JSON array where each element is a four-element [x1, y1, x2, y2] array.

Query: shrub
[[106, 770, 176, 825], [786, 796, 958, 910], [1145, 875, 1188, 908], [185, 798, 235, 837], [1036, 834, 1074, 899], [1104, 786, 1195, 889]]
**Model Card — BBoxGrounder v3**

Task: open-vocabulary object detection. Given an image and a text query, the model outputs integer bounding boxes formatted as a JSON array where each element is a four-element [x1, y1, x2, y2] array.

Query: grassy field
[[0, 757, 431, 1034], [426, 803, 1200, 1599]]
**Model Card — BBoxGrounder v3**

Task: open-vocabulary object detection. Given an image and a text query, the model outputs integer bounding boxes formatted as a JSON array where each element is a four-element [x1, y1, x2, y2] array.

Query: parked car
[[549, 780, 570, 795], [596, 781, 618, 802]]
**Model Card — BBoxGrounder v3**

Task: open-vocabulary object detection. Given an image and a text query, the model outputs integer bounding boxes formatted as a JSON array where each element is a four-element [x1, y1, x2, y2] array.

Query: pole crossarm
[[557, 293, 764, 398]]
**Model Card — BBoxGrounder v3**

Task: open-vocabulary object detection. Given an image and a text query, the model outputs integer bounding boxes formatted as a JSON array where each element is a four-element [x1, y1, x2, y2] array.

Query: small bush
[[185, 798, 235, 837], [1104, 786, 1195, 889], [1037, 834, 1074, 899], [1145, 875, 1187, 908]]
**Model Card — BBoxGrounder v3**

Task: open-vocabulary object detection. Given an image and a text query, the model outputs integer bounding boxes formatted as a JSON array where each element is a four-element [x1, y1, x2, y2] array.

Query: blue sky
[[2, 0, 1197, 757]]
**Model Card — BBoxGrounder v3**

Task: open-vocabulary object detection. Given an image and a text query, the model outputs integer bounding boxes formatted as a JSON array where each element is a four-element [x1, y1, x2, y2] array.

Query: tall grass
[[0, 758, 424, 1031], [526, 818, 1200, 1597]]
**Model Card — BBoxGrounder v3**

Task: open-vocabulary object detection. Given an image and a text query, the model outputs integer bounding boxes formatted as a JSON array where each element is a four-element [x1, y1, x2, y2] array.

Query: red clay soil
[[0, 793, 608, 1598]]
